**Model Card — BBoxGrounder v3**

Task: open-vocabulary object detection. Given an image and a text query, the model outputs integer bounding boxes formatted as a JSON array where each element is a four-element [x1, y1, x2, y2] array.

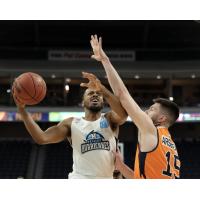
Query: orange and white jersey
[[134, 126, 180, 179]]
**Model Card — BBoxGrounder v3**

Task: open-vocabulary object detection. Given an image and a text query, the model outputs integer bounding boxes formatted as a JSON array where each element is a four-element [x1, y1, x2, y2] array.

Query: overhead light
[[7, 89, 11, 93], [191, 74, 196, 79], [51, 74, 56, 79], [134, 75, 140, 79], [169, 97, 174, 101], [65, 84, 70, 92], [156, 75, 162, 79], [65, 78, 71, 83]]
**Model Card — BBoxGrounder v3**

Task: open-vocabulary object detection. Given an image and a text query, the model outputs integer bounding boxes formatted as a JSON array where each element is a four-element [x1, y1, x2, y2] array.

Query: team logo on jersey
[[81, 130, 110, 153], [100, 117, 109, 128], [162, 135, 176, 150]]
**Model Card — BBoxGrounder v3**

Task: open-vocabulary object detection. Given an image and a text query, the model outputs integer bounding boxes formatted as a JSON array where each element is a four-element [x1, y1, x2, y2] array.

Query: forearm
[[101, 59, 149, 130], [117, 161, 135, 179], [18, 107, 45, 144], [100, 84, 127, 119], [101, 58, 129, 98]]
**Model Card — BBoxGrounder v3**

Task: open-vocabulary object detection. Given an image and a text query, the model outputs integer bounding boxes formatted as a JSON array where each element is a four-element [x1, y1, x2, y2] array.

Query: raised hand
[[80, 72, 102, 91], [90, 34, 109, 62]]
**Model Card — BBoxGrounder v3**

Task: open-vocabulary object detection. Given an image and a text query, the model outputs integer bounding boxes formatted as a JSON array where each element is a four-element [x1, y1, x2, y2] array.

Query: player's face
[[83, 89, 104, 112], [145, 103, 163, 125]]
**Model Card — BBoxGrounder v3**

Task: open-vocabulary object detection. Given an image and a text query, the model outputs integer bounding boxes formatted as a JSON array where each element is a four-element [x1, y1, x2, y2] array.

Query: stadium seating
[[176, 139, 200, 178], [0, 138, 199, 179], [0, 139, 32, 179], [42, 141, 73, 179]]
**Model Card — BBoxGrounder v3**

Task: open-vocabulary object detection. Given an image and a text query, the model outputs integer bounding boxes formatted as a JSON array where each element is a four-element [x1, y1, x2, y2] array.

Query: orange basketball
[[12, 72, 47, 105]]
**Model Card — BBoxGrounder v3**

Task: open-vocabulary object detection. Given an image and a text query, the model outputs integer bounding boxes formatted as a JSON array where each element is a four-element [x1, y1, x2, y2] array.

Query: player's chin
[[90, 101, 98, 106], [89, 104, 103, 112]]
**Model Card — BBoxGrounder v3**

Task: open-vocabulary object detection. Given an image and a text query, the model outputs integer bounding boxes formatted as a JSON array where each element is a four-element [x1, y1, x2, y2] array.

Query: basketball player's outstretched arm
[[13, 94, 71, 144], [90, 35, 156, 137], [81, 72, 127, 125], [114, 150, 134, 179]]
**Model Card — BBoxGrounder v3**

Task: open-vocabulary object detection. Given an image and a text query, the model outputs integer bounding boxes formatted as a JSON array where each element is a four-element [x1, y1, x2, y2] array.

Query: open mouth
[[92, 100, 98, 103], [91, 98, 99, 103]]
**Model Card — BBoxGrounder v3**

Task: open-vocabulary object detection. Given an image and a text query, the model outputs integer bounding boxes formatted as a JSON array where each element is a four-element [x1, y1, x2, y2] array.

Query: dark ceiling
[[0, 20, 200, 60], [0, 21, 200, 82], [0, 20, 200, 61], [0, 20, 199, 49]]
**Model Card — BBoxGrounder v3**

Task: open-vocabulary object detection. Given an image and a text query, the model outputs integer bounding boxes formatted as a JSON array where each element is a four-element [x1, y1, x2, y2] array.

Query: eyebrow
[[88, 91, 101, 94]]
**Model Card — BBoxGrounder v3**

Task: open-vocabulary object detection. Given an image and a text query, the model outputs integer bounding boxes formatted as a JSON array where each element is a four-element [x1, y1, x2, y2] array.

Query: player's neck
[[156, 123, 169, 129], [154, 121, 169, 129], [84, 110, 101, 121]]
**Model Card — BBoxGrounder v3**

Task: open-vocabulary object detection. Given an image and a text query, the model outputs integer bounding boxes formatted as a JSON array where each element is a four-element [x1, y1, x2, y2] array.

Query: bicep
[[43, 120, 70, 144]]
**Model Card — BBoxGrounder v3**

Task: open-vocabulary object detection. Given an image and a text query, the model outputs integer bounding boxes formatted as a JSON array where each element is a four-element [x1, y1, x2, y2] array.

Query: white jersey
[[68, 114, 118, 179]]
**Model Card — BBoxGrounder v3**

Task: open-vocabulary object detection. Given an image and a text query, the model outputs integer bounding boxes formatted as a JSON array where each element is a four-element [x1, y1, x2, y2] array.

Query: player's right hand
[[80, 71, 103, 92], [12, 84, 25, 108]]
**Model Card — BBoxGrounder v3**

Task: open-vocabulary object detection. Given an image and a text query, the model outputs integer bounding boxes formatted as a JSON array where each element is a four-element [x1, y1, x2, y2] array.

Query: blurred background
[[0, 20, 200, 179]]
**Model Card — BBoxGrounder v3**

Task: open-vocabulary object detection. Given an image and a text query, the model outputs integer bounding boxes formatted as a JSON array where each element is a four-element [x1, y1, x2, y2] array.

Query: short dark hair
[[153, 98, 179, 126]]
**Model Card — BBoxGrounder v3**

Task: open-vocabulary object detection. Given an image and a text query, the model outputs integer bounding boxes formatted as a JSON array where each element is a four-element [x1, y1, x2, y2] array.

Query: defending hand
[[90, 34, 109, 62]]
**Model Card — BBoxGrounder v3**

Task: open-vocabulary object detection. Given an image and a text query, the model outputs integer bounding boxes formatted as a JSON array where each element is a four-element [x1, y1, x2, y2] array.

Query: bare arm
[[81, 72, 127, 125], [13, 94, 71, 145], [18, 107, 71, 144], [114, 150, 134, 179], [101, 84, 127, 125], [90, 35, 156, 135]]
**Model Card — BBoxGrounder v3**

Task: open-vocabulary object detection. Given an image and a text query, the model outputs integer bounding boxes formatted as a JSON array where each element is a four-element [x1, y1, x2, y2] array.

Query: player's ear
[[81, 99, 84, 107], [158, 115, 167, 123], [102, 98, 105, 107]]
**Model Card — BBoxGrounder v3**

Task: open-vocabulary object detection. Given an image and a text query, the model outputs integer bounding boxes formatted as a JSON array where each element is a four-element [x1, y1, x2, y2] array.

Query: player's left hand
[[80, 72, 102, 91], [90, 34, 109, 62]]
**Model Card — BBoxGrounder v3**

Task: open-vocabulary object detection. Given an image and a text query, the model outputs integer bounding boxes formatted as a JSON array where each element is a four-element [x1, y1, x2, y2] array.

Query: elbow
[[123, 115, 128, 124], [36, 140, 46, 145], [118, 114, 128, 125], [34, 135, 47, 145], [34, 138, 46, 145]]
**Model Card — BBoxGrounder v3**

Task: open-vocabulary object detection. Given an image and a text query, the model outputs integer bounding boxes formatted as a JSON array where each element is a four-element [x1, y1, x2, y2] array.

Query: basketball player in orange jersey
[[12, 72, 127, 179], [90, 34, 181, 179]]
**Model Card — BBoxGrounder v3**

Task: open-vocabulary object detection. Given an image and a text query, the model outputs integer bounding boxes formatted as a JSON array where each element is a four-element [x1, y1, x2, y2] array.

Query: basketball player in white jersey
[[12, 72, 127, 179]]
